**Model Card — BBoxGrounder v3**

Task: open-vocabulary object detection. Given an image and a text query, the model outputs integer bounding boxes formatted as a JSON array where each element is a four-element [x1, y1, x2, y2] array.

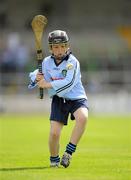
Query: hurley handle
[[37, 49, 43, 99], [31, 15, 48, 99]]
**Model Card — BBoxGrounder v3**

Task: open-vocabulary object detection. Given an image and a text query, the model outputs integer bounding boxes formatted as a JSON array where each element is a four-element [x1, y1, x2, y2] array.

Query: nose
[[57, 46, 62, 52]]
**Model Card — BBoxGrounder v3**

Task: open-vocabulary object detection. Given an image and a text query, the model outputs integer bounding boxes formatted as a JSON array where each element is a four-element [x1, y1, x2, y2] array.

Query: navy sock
[[65, 142, 77, 155], [50, 155, 60, 163]]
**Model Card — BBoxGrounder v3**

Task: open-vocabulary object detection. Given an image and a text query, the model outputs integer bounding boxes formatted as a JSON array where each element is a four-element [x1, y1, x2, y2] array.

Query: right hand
[[36, 72, 44, 82]]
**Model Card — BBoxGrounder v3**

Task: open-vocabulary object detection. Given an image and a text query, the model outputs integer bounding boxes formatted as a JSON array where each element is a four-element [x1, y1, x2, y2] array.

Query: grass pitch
[[0, 114, 130, 180]]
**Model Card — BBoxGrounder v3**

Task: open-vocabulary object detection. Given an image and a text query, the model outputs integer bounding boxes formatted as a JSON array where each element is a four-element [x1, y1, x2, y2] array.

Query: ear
[[65, 43, 69, 48], [49, 49, 52, 54], [49, 45, 52, 53]]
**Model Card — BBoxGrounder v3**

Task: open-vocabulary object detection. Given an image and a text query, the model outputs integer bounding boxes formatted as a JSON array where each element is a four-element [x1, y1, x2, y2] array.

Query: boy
[[29, 30, 89, 168]]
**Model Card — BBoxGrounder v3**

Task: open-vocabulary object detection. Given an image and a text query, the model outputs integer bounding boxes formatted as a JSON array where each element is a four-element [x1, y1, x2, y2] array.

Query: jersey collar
[[51, 50, 72, 66]]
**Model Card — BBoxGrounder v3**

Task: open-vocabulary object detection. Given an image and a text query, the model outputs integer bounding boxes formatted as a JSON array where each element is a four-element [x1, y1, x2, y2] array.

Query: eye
[[53, 45, 58, 49]]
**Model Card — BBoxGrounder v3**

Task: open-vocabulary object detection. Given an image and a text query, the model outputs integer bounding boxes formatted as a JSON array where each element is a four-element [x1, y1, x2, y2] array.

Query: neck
[[56, 59, 62, 64]]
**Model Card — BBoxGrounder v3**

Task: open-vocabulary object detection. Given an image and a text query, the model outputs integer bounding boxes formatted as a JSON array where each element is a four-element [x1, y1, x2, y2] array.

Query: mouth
[[55, 54, 63, 60]]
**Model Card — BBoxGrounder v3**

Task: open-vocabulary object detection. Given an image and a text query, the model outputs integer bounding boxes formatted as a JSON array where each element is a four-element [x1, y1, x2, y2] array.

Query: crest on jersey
[[62, 69, 67, 77], [66, 63, 73, 70]]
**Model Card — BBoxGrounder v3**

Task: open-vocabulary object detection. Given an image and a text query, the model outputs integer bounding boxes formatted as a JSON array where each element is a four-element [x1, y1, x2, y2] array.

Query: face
[[51, 43, 68, 60]]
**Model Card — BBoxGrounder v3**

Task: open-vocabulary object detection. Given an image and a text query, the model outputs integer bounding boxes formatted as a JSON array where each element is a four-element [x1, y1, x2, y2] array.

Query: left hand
[[37, 79, 52, 89]]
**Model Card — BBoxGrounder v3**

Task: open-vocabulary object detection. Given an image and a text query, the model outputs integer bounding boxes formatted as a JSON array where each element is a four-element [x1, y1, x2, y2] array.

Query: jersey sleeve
[[50, 60, 79, 96], [28, 58, 49, 89], [42, 60, 50, 82], [28, 69, 38, 89], [42, 59, 57, 97]]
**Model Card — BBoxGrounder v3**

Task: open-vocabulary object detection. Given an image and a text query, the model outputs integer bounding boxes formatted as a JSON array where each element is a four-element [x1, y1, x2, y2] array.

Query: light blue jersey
[[29, 53, 87, 100]]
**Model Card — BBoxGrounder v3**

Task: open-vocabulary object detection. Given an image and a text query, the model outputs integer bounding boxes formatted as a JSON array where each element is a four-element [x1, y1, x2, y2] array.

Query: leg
[[49, 121, 64, 167], [49, 95, 69, 167], [70, 107, 88, 144], [49, 121, 63, 156], [61, 107, 88, 168]]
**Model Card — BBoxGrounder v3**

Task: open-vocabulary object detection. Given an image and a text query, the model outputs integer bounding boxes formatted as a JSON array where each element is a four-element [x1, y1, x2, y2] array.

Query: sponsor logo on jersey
[[53, 67, 60, 70], [51, 77, 64, 80]]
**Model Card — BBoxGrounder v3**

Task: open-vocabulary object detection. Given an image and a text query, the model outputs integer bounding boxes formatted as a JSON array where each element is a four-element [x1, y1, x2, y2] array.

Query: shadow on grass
[[0, 166, 50, 171]]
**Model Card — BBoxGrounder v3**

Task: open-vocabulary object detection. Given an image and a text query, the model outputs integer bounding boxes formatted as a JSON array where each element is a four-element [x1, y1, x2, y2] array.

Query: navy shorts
[[50, 95, 89, 125]]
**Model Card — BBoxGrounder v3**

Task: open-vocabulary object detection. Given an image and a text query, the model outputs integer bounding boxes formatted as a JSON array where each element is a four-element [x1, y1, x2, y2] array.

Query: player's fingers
[[36, 73, 43, 81], [37, 79, 44, 88], [38, 72, 43, 75]]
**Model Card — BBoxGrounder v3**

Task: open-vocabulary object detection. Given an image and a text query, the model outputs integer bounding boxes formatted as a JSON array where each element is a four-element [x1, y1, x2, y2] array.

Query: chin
[[55, 55, 63, 60]]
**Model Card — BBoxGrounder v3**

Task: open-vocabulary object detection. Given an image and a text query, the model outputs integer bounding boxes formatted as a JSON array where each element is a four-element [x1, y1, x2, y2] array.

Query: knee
[[50, 130, 60, 139], [76, 111, 88, 126], [74, 108, 88, 125], [80, 115, 88, 125]]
